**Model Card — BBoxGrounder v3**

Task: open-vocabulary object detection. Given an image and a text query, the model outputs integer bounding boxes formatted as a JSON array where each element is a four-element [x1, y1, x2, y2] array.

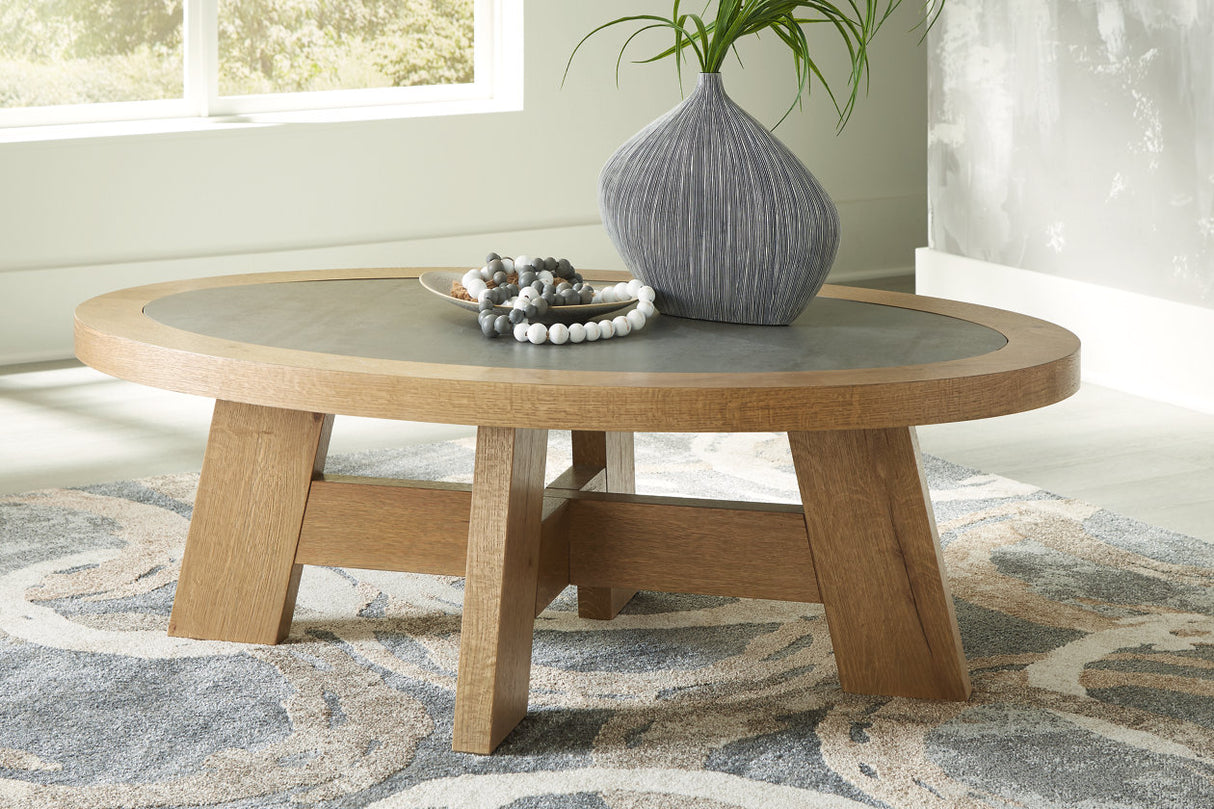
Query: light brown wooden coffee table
[[74, 268, 1080, 754]]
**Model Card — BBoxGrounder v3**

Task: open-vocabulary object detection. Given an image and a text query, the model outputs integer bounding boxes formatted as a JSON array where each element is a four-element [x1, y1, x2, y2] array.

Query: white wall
[[928, 0, 1214, 306], [0, 1, 931, 364]]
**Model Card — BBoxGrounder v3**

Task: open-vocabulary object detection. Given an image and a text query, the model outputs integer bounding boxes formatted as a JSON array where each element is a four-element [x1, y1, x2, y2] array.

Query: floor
[[3, 353, 1212, 545]]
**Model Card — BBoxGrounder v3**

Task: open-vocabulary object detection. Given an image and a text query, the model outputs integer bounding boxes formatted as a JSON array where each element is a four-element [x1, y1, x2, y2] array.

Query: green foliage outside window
[[0, 0, 474, 109]]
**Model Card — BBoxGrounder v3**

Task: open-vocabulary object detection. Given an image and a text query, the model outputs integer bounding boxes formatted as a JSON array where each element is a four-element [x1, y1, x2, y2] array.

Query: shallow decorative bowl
[[418, 271, 637, 325]]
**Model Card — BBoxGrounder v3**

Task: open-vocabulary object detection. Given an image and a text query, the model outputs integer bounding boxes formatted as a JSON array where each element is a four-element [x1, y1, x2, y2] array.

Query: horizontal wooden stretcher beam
[[294, 465, 821, 609]]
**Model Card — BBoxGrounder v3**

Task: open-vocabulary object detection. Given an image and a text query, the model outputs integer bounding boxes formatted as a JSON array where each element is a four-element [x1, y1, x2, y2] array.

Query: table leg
[[789, 427, 972, 701], [571, 430, 639, 619], [453, 426, 549, 754], [168, 401, 333, 644]]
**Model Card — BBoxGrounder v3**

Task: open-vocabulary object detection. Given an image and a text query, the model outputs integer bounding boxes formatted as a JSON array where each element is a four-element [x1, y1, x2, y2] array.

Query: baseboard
[[916, 248, 1214, 415]]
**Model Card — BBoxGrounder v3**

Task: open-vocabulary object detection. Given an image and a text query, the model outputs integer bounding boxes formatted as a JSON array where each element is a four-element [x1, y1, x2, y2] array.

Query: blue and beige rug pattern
[[1, 433, 1212, 808]]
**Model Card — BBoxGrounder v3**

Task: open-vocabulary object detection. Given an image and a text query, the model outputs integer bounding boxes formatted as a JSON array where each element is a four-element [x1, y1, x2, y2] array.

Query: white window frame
[[0, 0, 521, 133]]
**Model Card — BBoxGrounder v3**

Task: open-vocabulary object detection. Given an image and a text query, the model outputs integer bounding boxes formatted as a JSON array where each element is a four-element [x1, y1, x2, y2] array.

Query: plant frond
[[565, 0, 944, 130]]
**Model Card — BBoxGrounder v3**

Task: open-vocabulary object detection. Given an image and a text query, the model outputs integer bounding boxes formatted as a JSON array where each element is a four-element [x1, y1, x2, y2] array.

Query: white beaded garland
[[467, 253, 657, 346]]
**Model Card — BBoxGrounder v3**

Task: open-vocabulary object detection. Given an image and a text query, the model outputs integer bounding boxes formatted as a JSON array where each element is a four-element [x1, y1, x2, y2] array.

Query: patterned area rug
[[2, 432, 1213, 809]]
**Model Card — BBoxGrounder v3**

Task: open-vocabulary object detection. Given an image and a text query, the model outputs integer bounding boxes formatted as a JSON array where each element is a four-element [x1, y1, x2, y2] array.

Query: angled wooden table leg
[[572, 430, 639, 619], [789, 427, 972, 701], [169, 400, 333, 644], [453, 426, 549, 754]]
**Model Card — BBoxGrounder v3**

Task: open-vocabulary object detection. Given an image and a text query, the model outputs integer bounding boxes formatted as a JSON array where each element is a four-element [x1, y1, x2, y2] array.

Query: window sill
[[0, 93, 524, 145]]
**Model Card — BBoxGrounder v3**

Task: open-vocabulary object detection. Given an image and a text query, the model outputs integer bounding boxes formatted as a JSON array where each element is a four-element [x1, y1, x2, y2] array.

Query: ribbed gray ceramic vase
[[599, 73, 841, 325]]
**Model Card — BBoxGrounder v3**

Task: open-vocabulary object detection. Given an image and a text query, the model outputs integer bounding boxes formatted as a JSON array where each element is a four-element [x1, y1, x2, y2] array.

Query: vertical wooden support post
[[169, 401, 332, 645], [453, 426, 549, 754], [789, 427, 972, 701], [572, 430, 639, 619]]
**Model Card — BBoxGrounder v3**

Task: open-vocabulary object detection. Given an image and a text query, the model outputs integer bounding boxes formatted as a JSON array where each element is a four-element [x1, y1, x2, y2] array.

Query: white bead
[[465, 278, 487, 297], [626, 279, 644, 297], [626, 309, 646, 331], [612, 315, 631, 337], [584, 321, 601, 341], [548, 323, 570, 344], [477, 289, 492, 303], [538, 270, 555, 285], [479, 266, 493, 281], [637, 286, 656, 302], [513, 297, 529, 310], [518, 286, 537, 300], [462, 269, 483, 287], [614, 282, 630, 300], [515, 254, 533, 268], [568, 323, 586, 343], [501, 257, 515, 272], [598, 319, 615, 339], [526, 322, 548, 344], [600, 288, 617, 303], [636, 299, 656, 318], [513, 323, 530, 342]]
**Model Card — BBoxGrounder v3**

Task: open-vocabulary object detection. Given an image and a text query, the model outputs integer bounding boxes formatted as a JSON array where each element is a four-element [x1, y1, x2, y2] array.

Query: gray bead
[[571, 273, 584, 285], [487, 258, 504, 274], [530, 280, 544, 292], [544, 256, 558, 271], [557, 258, 573, 273], [533, 298, 549, 316], [560, 289, 580, 306], [542, 283, 556, 297], [480, 316, 498, 337], [486, 252, 501, 263], [579, 286, 594, 303], [542, 291, 556, 305], [494, 315, 512, 335], [508, 308, 527, 324], [519, 271, 536, 286], [478, 298, 495, 312], [556, 281, 572, 293], [492, 270, 508, 286], [524, 303, 538, 320]]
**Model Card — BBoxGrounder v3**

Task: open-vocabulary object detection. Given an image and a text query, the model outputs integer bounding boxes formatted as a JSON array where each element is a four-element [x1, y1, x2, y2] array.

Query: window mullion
[[184, 0, 219, 117]]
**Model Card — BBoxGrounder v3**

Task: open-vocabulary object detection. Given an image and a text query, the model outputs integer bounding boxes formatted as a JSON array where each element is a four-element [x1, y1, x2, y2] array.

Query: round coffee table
[[75, 268, 1080, 754]]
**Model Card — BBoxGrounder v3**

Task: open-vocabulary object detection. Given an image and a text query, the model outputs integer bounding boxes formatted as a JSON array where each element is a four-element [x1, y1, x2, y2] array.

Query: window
[[0, 0, 517, 129]]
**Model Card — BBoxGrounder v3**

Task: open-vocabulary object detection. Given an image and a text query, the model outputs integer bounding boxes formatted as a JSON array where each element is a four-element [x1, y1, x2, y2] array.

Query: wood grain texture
[[790, 427, 972, 701], [571, 431, 639, 619], [168, 402, 332, 644], [452, 426, 549, 755], [567, 493, 820, 603], [73, 269, 1081, 432], [296, 477, 471, 575]]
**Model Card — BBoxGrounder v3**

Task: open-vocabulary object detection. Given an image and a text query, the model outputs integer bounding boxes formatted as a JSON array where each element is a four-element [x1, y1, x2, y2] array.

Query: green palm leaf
[[565, 0, 944, 131]]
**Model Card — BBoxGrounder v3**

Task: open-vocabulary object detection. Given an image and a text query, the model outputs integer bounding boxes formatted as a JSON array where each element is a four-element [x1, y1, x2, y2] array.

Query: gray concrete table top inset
[[143, 278, 1009, 375]]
